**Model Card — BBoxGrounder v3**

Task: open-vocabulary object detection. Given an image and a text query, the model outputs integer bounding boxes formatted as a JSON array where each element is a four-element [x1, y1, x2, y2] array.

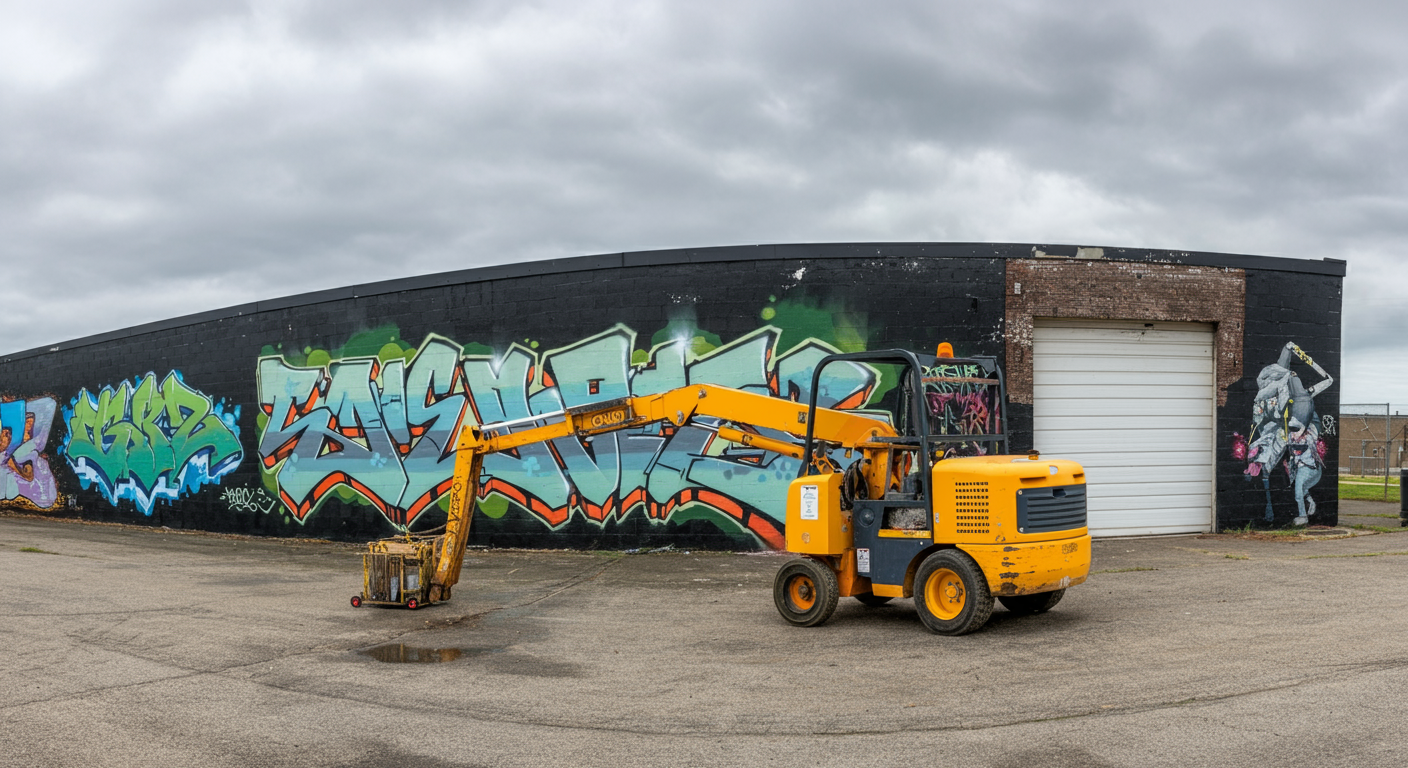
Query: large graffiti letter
[[0, 397, 59, 509], [463, 345, 572, 525], [257, 357, 408, 522], [540, 328, 632, 520], [400, 337, 471, 520]]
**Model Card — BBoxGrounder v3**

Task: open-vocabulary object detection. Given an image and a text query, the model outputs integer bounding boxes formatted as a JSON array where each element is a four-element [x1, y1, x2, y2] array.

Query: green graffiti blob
[[765, 295, 869, 354], [63, 372, 243, 515]]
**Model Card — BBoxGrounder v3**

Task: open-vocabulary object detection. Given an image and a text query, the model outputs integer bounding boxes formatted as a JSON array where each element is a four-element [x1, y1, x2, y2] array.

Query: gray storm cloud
[[1, 0, 1404, 401]]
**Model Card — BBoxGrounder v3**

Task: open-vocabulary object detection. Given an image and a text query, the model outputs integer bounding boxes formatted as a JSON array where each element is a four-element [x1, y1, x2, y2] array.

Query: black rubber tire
[[773, 558, 840, 627], [912, 549, 993, 635], [998, 588, 1065, 615], [406, 598, 419, 610], [350, 595, 362, 608], [854, 592, 894, 607]]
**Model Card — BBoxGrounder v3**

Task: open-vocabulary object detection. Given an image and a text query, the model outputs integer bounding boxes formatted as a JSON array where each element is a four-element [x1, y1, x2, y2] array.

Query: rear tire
[[773, 558, 840, 627], [913, 549, 993, 635], [350, 595, 363, 608], [854, 592, 893, 607], [406, 598, 419, 610], [998, 589, 1065, 615]]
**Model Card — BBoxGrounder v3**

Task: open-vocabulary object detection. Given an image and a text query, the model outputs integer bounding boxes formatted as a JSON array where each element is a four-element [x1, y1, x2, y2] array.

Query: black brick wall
[[0, 244, 1343, 546], [1217, 270, 1343, 528]]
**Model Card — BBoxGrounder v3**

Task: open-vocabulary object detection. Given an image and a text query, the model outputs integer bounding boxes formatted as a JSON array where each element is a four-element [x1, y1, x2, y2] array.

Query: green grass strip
[[1339, 482, 1401, 503]]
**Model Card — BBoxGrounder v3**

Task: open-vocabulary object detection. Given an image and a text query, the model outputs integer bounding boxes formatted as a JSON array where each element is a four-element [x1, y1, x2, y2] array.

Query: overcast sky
[[2, 0, 1404, 405]]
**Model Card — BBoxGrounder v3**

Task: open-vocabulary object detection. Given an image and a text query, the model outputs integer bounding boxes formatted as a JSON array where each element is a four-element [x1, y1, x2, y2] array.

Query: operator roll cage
[[799, 349, 1010, 501]]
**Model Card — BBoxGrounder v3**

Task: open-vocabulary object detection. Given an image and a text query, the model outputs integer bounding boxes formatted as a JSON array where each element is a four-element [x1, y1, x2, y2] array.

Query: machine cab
[[789, 347, 1008, 588]]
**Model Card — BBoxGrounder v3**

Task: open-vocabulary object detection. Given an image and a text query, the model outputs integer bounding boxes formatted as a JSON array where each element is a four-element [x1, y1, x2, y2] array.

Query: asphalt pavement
[[2, 504, 1407, 768]]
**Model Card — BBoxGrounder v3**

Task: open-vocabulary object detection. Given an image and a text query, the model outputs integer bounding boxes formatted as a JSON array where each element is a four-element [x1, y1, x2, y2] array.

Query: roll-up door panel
[[1033, 319, 1215, 536]]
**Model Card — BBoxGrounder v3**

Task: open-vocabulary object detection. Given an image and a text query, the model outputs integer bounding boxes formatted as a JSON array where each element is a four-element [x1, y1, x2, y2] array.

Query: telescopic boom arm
[[427, 384, 896, 601]]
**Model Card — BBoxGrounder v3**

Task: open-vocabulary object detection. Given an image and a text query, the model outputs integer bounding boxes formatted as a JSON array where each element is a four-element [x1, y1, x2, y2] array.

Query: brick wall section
[[1004, 259, 1245, 406]]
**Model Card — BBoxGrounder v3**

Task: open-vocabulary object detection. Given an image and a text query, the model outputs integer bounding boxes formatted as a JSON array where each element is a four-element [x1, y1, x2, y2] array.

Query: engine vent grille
[[954, 480, 990, 534], [1017, 484, 1087, 533]]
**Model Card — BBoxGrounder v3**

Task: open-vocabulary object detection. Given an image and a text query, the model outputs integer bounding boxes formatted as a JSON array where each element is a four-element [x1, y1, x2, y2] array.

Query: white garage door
[[1033, 319, 1215, 536]]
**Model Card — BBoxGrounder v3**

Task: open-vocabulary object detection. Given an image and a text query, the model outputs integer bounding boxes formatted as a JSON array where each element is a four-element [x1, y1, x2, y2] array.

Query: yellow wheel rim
[[788, 575, 817, 611], [925, 567, 966, 621]]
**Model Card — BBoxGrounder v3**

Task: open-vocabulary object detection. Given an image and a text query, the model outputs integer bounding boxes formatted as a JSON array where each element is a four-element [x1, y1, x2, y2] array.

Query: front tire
[[913, 549, 993, 635], [773, 558, 840, 627], [998, 589, 1065, 615]]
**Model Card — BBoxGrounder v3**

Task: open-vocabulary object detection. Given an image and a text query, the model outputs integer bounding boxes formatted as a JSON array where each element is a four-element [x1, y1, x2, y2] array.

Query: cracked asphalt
[[3, 502, 1407, 768]]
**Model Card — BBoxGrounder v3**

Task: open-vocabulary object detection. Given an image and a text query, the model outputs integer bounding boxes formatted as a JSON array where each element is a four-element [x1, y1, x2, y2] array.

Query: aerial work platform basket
[[351, 536, 442, 610]]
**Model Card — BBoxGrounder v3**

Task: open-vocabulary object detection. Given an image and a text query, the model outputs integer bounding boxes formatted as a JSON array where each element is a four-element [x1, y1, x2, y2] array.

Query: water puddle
[[360, 644, 500, 663]]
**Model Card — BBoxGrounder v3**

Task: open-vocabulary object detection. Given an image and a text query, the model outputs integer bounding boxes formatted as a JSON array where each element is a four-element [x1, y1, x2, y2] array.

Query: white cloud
[[836, 147, 1152, 245]]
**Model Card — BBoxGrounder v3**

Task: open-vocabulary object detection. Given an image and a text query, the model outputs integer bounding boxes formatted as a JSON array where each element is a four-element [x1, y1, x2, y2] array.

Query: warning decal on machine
[[857, 548, 871, 573], [800, 485, 819, 520]]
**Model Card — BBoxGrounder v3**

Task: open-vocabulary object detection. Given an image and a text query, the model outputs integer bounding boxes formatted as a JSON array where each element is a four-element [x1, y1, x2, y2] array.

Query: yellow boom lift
[[351, 348, 1091, 635]]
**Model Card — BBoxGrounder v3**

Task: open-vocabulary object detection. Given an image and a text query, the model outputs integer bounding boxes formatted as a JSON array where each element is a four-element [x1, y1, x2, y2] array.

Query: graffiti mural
[[923, 363, 1000, 458], [1232, 342, 1333, 525], [61, 372, 243, 515], [1, 396, 60, 510], [256, 324, 878, 547]]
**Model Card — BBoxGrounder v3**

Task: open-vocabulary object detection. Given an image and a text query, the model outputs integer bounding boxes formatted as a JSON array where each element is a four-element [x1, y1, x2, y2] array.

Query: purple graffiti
[[923, 363, 1000, 458], [927, 392, 992, 436], [0, 397, 59, 509]]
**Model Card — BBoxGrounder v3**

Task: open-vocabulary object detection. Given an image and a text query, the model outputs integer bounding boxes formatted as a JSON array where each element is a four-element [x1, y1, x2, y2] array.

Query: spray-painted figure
[[1244, 342, 1333, 525]]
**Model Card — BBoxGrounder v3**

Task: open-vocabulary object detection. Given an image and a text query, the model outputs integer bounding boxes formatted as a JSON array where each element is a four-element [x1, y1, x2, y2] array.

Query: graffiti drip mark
[[256, 325, 877, 545], [61, 372, 243, 515], [0, 397, 60, 509]]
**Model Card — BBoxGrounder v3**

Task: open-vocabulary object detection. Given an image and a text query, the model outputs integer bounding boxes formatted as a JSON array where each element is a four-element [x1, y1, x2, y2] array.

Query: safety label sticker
[[857, 548, 870, 573], [800, 485, 819, 520]]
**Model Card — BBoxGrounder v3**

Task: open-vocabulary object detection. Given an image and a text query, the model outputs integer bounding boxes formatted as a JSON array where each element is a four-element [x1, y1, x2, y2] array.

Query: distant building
[[1337, 413, 1408, 475]]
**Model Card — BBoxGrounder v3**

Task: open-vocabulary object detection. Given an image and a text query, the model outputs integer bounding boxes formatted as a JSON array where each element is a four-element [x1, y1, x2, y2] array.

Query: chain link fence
[[1340, 404, 1407, 501]]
